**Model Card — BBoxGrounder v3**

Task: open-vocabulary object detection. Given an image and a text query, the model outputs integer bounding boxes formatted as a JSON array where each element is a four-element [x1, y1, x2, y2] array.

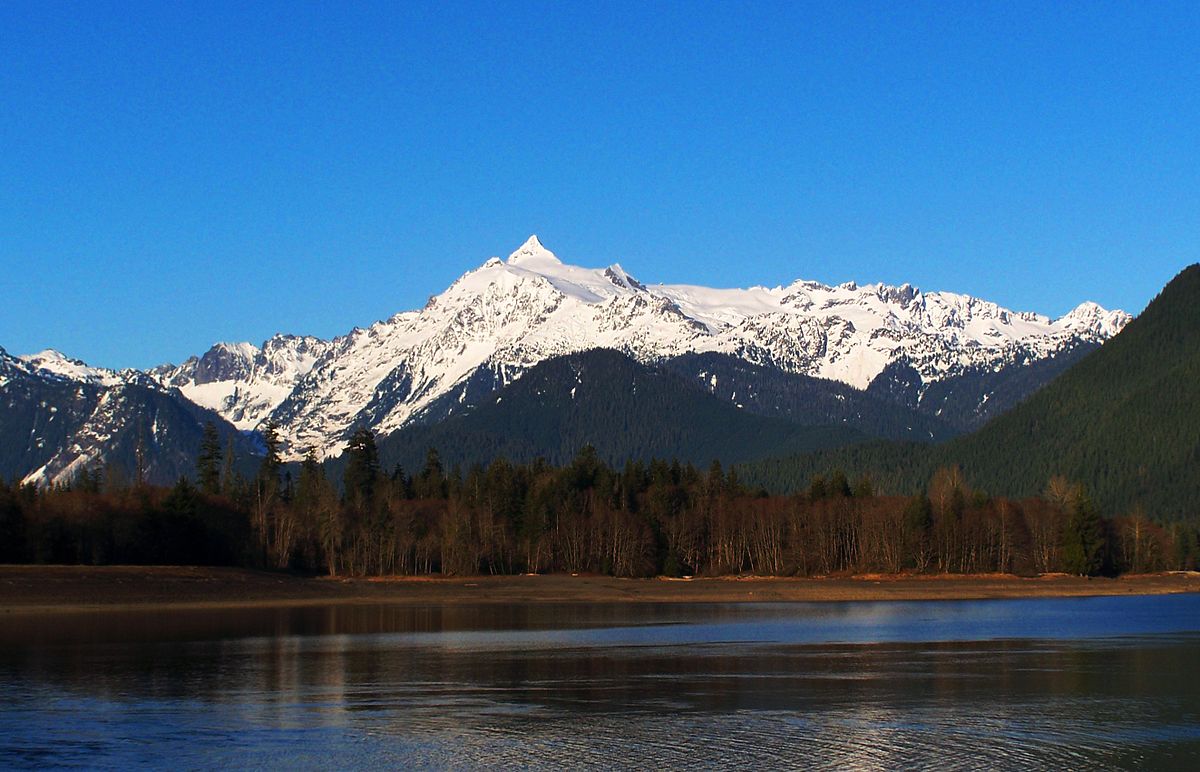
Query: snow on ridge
[[151, 333, 336, 431], [241, 236, 1127, 459], [12, 235, 1130, 462], [19, 349, 131, 387], [1057, 301, 1133, 338], [210, 340, 261, 359]]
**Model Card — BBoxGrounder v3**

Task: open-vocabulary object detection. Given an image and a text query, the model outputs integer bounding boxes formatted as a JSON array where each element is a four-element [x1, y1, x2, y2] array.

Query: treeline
[[0, 474, 251, 566], [2, 424, 1198, 577]]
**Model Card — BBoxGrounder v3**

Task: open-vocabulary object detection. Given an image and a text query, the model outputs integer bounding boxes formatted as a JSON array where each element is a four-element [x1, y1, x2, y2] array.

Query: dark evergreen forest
[[742, 265, 1200, 522], [2, 422, 1195, 578]]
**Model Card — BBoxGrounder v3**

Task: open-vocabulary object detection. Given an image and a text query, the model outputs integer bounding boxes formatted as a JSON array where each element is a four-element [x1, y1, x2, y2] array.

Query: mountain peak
[[17, 348, 124, 386], [24, 348, 72, 362], [507, 234, 561, 266], [21, 349, 91, 372], [212, 340, 260, 357], [1058, 301, 1131, 338], [604, 263, 646, 292]]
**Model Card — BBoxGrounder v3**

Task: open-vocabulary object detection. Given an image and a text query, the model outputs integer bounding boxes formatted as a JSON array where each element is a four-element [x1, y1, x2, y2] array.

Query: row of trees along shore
[[1, 423, 1197, 577]]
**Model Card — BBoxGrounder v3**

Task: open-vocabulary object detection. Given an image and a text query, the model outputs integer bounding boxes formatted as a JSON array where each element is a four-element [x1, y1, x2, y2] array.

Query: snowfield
[[24, 236, 1130, 462]]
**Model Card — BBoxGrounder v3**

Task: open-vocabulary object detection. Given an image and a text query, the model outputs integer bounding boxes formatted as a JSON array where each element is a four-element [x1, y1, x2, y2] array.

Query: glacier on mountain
[[24, 236, 1132, 462]]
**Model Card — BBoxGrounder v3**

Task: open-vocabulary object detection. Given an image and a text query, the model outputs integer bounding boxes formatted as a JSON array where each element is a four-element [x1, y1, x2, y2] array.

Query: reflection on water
[[2, 596, 1199, 769]]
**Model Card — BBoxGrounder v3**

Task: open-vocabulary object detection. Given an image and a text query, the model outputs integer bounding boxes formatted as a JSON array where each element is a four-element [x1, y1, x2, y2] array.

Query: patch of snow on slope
[[31, 235, 1128, 462]]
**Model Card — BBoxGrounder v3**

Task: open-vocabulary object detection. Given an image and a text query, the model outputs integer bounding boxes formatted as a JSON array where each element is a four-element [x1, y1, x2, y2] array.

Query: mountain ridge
[[1, 346, 258, 486], [6, 237, 1130, 484], [139, 237, 1128, 459], [739, 264, 1200, 520]]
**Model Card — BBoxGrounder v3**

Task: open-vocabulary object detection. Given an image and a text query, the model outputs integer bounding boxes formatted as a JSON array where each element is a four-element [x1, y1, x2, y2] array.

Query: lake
[[2, 594, 1199, 769]]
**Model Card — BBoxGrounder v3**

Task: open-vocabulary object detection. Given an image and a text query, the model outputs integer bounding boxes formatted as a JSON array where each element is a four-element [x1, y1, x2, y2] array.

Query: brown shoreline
[[2, 565, 1199, 615]]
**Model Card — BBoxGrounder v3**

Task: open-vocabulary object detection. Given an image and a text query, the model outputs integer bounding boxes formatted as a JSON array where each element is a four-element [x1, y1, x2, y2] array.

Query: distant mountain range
[[742, 264, 1200, 520], [2, 236, 1129, 486], [0, 348, 256, 486]]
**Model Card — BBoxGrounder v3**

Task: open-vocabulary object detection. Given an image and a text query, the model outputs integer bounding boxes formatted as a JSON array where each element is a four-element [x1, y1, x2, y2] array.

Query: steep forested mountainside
[[940, 263, 1200, 519], [741, 265, 1200, 521], [369, 349, 865, 473], [661, 352, 958, 441], [1, 347, 257, 486]]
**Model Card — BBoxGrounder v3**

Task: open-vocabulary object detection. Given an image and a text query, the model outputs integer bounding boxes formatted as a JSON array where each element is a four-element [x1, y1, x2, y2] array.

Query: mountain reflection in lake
[[2, 595, 1199, 769]]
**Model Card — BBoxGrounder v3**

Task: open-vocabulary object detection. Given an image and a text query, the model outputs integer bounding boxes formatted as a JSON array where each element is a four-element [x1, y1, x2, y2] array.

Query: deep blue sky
[[3, 1, 1197, 369]]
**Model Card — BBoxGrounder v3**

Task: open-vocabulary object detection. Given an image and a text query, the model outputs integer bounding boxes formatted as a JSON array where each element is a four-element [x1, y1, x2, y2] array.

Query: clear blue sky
[[3, 1, 1197, 369]]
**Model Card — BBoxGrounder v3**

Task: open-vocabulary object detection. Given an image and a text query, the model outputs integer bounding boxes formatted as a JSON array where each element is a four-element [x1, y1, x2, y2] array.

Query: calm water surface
[[2, 594, 1199, 769]]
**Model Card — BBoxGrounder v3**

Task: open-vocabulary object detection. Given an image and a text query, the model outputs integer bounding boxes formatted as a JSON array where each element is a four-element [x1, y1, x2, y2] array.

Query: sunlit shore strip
[[1, 566, 1198, 615]]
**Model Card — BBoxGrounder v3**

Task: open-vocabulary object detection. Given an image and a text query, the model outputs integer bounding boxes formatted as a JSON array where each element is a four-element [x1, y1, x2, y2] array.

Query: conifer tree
[[343, 428, 380, 512], [197, 422, 222, 495], [253, 420, 283, 560], [164, 476, 198, 517], [296, 448, 323, 505], [1062, 487, 1105, 576], [828, 469, 851, 498], [416, 448, 446, 499], [221, 436, 237, 495], [390, 463, 414, 499], [904, 493, 934, 572], [257, 421, 282, 498]]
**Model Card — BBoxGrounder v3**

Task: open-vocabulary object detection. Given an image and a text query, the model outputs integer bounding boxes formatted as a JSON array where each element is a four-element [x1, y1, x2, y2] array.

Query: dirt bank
[[2, 565, 1198, 615]]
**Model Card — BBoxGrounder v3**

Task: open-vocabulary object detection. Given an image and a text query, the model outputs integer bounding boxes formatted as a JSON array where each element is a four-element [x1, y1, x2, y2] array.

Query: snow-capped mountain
[[18, 349, 159, 389], [145, 235, 1127, 459], [150, 335, 332, 432], [1, 346, 254, 487], [6, 236, 1131, 478]]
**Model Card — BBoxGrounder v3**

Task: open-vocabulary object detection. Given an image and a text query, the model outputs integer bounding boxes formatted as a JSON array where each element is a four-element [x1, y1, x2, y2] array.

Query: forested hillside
[[372, 349, 866, 472], [661, 352, 958, 441], [742, 265, 1200, 522], [946, 263, 1200, 518]]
